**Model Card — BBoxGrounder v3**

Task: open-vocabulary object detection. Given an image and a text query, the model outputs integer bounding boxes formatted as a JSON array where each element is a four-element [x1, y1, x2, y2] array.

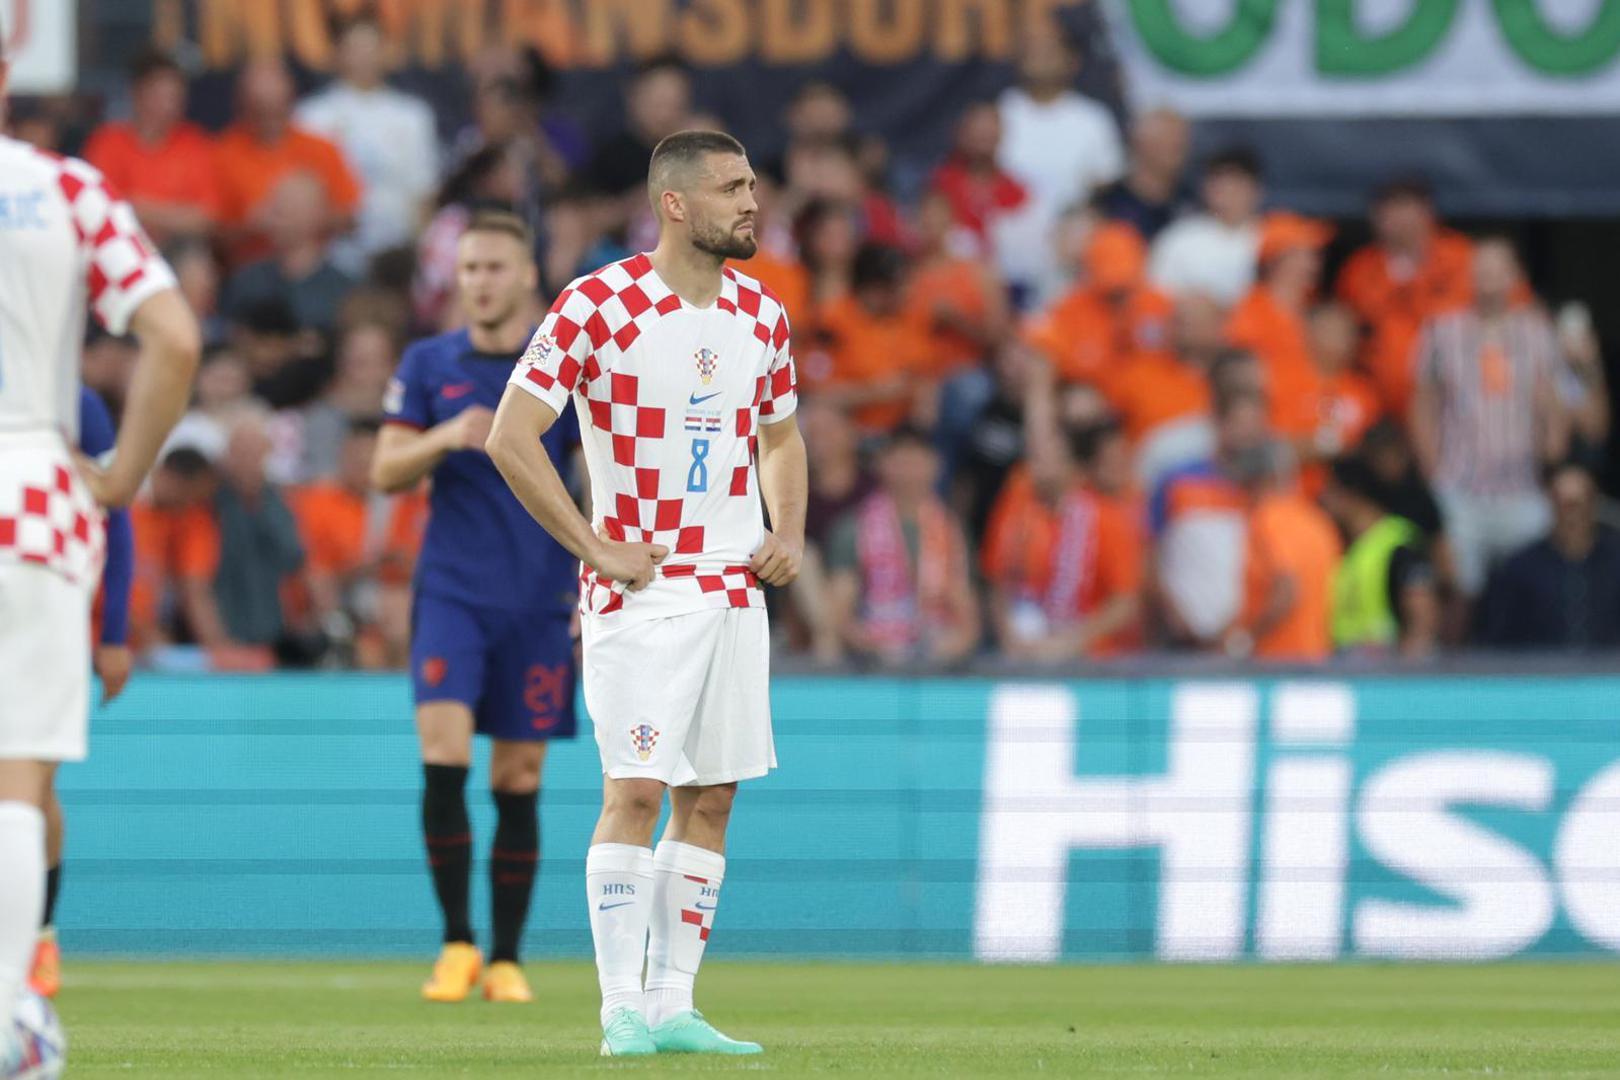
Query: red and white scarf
[[855, 492, 956, 652], [1038, 489, 1098, 624]]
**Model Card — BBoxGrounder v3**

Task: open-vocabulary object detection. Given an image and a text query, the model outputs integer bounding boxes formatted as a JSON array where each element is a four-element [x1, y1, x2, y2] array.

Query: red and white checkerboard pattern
[[513, 254, 796, 622], [0, 454, 105, 588], [48, 152, 174, 337]]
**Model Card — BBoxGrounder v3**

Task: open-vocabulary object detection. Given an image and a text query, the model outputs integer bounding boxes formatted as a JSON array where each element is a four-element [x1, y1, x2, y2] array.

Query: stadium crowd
[[11, 14, 1617, 671]]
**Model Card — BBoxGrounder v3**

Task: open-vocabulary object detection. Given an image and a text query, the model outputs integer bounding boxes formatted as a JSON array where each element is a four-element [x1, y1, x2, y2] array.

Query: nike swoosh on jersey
[[694, 901, 717, 911], [688, 391, 723, 405], [597, 900, 636, 911], [441, 382, 476, 399]]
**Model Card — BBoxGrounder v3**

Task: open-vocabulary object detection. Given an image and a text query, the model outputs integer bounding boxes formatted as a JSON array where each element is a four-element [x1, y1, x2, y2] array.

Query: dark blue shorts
[[410, 592, 578, 742]]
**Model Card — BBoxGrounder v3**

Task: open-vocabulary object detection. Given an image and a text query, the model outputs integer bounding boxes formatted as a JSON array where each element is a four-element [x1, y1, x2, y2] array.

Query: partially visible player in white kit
[[0, 41, 200, 1071], [487, 130, 806, 1057]]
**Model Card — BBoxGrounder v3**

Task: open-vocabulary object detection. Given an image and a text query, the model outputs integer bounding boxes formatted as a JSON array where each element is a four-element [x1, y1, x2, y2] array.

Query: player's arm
[[486, 387, 665, 590], [753, 415, 807, 587], [79, 289, 201, 507], [370, 409, 491, 493]]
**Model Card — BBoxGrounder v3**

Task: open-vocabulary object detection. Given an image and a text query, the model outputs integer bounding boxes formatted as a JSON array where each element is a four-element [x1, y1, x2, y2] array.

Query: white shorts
[[582, 607, 775, 787], [0, 564, 91, 762]]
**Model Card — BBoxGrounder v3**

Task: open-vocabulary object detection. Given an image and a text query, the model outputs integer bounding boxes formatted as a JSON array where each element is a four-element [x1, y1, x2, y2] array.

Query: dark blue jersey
[[78, 387, 133, 645], [383, 328, 579, 614]]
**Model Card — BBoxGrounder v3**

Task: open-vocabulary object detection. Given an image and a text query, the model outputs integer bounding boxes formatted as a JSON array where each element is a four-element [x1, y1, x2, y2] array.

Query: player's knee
[[490, 754, 543, 794], [690, 783, 737, 829], [604, 779, 665, 827]]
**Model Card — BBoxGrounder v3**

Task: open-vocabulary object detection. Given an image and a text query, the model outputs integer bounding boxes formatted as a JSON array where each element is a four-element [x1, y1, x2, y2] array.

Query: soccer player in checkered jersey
[[0, 40, 200, 1071], [488, 130, 806, 1057], [372, 211, 582, 1005]]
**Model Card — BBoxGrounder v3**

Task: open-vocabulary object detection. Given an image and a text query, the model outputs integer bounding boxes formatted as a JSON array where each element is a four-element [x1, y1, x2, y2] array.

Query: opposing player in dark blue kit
[[371, 211, 580, 1004]]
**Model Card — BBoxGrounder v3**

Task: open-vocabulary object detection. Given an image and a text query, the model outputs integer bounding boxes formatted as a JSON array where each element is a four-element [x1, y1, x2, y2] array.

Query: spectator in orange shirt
[[803, 243, 935, 435], [795, 197, 861, 316], [1242, 445, 1343, 662], [129, 448, 229, 653], [288, 419, 390, 665], [1336, 177, 1475, 416], [1023, 221, 1174, 392], [1111, 292, 1220, 492], [982, 420, 1143, 661], [1227, 212, 1334, 446], [83, 50, 222, 245], [908, 190, 1010, 378], [214, 59, 362, 266], [1309, 301, 1383, 459]]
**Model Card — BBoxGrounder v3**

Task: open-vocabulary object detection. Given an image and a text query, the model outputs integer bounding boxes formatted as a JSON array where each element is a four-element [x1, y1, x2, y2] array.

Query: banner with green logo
[[1109, 1, 1620, 116]]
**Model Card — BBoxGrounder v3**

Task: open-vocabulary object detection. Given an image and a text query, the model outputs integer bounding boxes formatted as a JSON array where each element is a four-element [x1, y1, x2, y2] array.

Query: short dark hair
[[1330, 454, 1384, 503], [130, 48, 183, 85], [462, 208, 534, 250], [161, 446, 213, 479], [1373, 173, 1433, 206], [1205, 145, 1262, 181], [1214, 383, 1266, 421], [852, 243, 907, 290], [647, 129, 748, 212], [1068, 417, 1123, 467], [634, 53, 689, 84], [884, 424, 934, 453]]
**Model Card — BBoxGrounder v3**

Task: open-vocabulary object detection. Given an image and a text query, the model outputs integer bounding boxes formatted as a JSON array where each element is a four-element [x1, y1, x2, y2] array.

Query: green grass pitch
[[55, 960, 1620, 1077]]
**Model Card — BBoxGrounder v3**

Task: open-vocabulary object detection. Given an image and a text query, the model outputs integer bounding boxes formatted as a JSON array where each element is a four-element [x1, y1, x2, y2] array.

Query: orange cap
[[1258, 212, 1334, 262], [1084, 222, 1147, 291]]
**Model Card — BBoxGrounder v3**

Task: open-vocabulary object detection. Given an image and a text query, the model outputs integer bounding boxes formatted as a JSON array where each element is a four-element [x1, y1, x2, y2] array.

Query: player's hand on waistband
[[73, 450, 138, 508], [751, 530, 802, 588], [590, 528, 668, 592]]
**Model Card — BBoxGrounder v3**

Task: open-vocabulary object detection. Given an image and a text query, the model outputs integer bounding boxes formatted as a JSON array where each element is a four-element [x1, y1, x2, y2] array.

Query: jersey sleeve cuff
[[506, 367, 572, 417], [97, 265, 178, 338], [758, 396, 799, 424]]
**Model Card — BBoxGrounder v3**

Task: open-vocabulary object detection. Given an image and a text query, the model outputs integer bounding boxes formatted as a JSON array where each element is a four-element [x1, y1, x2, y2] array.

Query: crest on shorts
[[694, 347, 720, 384], [630, 723, 660, 761]]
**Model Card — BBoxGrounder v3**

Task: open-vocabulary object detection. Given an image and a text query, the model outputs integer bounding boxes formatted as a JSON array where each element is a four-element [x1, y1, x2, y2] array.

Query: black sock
[[422, 764, 473, 945], [489, 789, 540, 965], [43, 864, 61, 928]]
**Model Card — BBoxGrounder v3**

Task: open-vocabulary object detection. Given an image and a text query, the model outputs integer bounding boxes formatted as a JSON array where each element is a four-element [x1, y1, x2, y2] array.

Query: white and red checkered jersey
[[0, 136, 174, 584], [509, 253, 798, 621]]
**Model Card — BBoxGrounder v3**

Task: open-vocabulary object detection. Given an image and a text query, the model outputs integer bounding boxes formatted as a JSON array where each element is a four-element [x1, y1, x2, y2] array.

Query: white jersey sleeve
[[510, 281, 599, 417]]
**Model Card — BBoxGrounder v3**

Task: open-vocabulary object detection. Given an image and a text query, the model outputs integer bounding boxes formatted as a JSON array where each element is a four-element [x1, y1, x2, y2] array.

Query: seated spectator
[[824, 427, 979, 667], [1150, 145, 1264, 306], [907, 190, 1009, 379], [1112, 292, 1219, 492], [223, 170, 356, 336], [1243, 445, 1342, 662], [1554, 301, 1610, 448], [1322, 455, 1439, 657], [448, 45, 581, 185], [955, 344, 1036, 542], [1410, 237, 1568, 622], [296, 320, 398, 482], [1023, 222, 1174, 391], [1151, 386, 1270, 654], [214, 58, 362, 266], [287, 419, 390, 664], [212, 409, 307, 654], [1479, 458, 1620, 650], [295, 13, 441, 274], [167, 239, 228, 349], [415, 142, 526, 328], [929, 101, 1030, 260], [1336, 176, 1475, 416], [982, 421, 1143, 661], [794, 198, 861, 316], [804, 243, 934, 436], [130, 448, 227, 653], [996, 23, 1123, 297], [1359, 418, 1444, 538], [83, 50, 221, 245], [790, 399, 874, 663], [232, 297, 331, 411], [164, 345, 255, 462], [1308, 301, 1383, 460], [767, 80, 853, 187], [1226, 212, 1335, 448], [1092, 108, 1191, 241], [853, 132, 908, 249]]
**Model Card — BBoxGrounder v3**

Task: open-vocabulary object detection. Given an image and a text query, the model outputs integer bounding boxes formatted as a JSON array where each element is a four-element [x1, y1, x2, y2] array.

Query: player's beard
[[690, 215, 757, 261], [473, 297, 521, 335]]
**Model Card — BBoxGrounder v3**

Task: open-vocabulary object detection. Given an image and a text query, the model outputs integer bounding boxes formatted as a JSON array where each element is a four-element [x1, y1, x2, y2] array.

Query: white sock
[[644, 839, 726, 1028], [0, 802, 45, 1060], [586, 843, 654, 1027]]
